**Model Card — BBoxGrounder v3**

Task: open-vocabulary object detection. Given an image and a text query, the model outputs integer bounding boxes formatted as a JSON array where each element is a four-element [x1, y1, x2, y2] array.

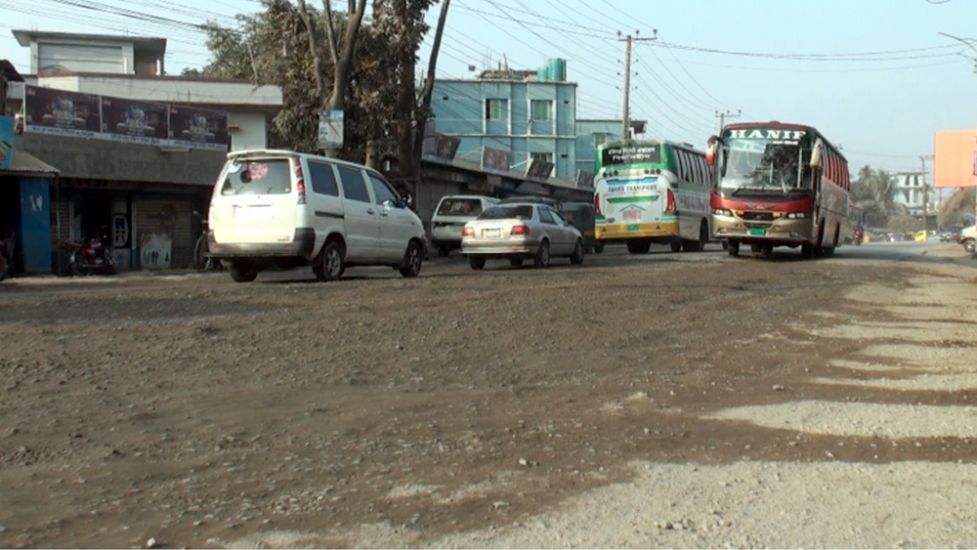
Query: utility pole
[[920, 154, 933, 234], [715, 109, 741, 136], [619, 30, 656, 141]]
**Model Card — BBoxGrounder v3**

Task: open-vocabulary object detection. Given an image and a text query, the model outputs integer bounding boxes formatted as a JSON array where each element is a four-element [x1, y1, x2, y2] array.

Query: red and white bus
[[707, 122, 851, 258]]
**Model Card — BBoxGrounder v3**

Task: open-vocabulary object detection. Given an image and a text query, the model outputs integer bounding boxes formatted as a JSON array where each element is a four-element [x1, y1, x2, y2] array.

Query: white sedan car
[[461, 202, 585, 269]]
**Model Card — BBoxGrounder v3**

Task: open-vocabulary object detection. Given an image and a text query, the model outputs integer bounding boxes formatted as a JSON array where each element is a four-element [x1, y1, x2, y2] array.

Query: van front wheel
[[229, 260, 258, 283]]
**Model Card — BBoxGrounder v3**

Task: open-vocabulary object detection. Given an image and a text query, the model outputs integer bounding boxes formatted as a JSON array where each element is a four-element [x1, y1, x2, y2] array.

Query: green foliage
[[852, 165, 899, 227], [195, 0, 441, 164]]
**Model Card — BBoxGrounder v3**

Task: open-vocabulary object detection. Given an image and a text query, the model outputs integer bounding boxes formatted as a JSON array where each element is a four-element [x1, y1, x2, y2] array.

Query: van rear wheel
[[314, 241, 345, 282], [229, 260, 258, 283], [399, 240, 423, 278]]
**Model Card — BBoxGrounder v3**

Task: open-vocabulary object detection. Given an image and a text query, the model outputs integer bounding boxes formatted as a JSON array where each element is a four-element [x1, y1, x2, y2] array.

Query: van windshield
[[221, 159, 292, 196], [437, 198, 483, 217]]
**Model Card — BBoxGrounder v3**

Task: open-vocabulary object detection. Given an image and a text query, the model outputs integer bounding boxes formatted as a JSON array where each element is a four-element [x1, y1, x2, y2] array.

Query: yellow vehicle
[[914, 230, 927, 242]]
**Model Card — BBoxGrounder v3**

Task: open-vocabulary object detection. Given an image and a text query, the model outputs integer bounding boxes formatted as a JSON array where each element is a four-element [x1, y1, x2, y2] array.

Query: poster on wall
[[101, 97, 169, 143], [140, 233, 172, 270], [112, 213, 131, 248], [23, 85, 101, 136], [169, 106, 228, 151], [0, 116, 13, 171]]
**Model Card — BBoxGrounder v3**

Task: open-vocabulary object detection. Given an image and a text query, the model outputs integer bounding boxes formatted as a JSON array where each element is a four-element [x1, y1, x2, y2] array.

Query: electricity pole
[[920, 155, 932, 235], [715, 109, 741, 135], [619, 30, 656, 141]]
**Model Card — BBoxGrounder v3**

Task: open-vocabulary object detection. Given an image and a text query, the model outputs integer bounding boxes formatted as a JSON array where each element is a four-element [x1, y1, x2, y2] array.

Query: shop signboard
[[23, 85, 101, 137], [168, 105, 229, 151]]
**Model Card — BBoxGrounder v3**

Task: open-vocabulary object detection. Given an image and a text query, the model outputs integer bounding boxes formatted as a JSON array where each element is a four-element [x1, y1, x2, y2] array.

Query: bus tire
[[671, 241, 683, 253], [697, 220, 709, 251], [627, 240, 651, 254]]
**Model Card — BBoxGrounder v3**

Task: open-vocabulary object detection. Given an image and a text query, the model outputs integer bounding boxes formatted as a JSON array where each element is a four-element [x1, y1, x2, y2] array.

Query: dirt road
[[1, 243, 975, 548]]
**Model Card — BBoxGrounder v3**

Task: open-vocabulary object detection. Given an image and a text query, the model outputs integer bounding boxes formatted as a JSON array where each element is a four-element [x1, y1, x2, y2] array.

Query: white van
[[430, 195, 500, 256], [208, 149, 427, 282]]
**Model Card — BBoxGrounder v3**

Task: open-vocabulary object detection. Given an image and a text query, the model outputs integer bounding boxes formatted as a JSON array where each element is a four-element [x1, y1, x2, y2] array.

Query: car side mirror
[[400, 194, 413, 208], [381, 199, 395, 209]]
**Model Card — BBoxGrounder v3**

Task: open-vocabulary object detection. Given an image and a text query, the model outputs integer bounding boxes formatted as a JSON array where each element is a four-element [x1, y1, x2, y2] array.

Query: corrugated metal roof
[[2, 150, 59, 177]]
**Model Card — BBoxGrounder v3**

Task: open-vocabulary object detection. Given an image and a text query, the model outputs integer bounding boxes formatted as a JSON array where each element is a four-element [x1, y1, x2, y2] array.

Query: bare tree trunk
[[296, 0, 326, 100], [411, 0, 450, 172], [323, 0, 367, 157]]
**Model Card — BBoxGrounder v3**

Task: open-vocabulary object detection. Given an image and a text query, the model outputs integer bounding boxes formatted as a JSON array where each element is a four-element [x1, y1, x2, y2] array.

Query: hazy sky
[[3, 0, 976, 173]]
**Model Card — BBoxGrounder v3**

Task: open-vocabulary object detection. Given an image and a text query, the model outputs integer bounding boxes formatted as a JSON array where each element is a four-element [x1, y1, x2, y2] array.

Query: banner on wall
[[101, 97, 169, 144], [22, 85, 229, 151], [23, 86, 101, 137], [169, 105, 229, 151]]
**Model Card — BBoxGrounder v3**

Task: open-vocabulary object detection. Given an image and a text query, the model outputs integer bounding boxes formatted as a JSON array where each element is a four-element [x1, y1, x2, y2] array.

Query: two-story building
[[4, 30, 282, 274]]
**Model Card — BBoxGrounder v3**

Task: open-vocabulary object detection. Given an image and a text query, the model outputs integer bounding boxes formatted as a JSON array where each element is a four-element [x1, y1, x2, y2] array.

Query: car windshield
[[479, 205, 534, 220], [437, 198, 483, 217], [221, 159, 292, 195], [720, 139, 811, 194]]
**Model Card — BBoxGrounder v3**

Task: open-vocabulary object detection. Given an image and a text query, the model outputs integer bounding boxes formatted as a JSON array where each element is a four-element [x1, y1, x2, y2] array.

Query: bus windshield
[[720, 139, 812, 194]]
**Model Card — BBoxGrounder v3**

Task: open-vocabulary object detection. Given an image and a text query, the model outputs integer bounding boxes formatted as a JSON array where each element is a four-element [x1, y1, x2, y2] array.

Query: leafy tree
[[852, 166, 898, 227], [192, 0, 449, 172]]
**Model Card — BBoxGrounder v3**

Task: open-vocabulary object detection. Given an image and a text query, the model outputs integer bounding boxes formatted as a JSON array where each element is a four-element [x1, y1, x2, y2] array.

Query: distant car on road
[[430, 195, 500, 257], [461, 203, 585, 269], [940, 225, 963, 242], [960, 225, 976, 254]]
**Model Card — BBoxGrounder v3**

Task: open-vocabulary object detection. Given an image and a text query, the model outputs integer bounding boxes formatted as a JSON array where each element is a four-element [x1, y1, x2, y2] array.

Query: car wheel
[[533, 240, 551, 268], [399, 240, 423, 278], [593, 242, 604, 254], [801, 243, 815, 258], [727, 241, 739, 257], [964, 239, 976, 254], [509, 257, 523, 268], [313, 240, 345, 282], [570, 239, 585, 265], [671, 241, 683, 253], [469, 256, 486, 270], [229, 260, 258, 283]]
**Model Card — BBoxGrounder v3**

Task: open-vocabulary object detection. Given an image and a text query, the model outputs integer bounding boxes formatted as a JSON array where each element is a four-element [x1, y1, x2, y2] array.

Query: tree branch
[[297, 0, 326, 102], [321, 0, 339, 66]]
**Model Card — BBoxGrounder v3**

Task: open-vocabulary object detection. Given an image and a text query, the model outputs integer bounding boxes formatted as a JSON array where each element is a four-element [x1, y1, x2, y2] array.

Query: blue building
[[430, 60, 578, 181], [574, 119, 648, 177]]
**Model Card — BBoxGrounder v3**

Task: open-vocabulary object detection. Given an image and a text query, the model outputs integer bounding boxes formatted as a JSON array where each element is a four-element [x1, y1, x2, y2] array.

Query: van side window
[[367, 173, 400, 206], [336, 165, 371, 203], [308, 161, 339, 196]]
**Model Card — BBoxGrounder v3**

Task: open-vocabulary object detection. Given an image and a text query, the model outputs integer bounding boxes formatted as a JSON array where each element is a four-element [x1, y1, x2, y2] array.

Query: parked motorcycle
[[63, 238, 116, 276]]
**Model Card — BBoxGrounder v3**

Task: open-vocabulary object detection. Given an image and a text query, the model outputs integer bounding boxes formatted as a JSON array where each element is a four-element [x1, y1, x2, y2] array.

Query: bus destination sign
[[602, 144, 661, 166], [726, 128, 807, 145]]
